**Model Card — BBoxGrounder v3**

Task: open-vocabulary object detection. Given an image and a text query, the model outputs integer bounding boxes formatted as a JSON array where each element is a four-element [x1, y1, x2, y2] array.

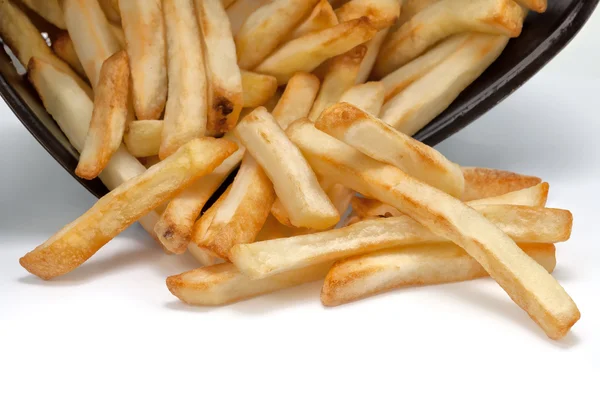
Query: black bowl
[[1, 0, 598, 199]]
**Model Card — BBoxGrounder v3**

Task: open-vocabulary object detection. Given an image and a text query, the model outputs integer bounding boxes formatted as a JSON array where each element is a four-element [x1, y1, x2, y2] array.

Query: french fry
[[380, 33, 471, 101], [20, 137, 238, 280], [322, 243, 556, 306], [355, 28, 388, 84], [61, 0, 122, 89], [119, 0, 167, 120], [272, 72, 321, 130], [167, 261, 333, 306], [235, 0, 319, 69], [339, 82, 385, 116], [462, 167, 542, 201], [335, 0, 400, 30], [99, 0, 121, 23], [192, 154, 275, 259], [160, 0, 208, 159], [308, 45, 367, 121], [255, 17, 378, 84], [374, 0, 524, 77], [236, 108, 340, 229], [0, 0, 90, 95], [352, 182, 550, 219], [196, 0, 243, 136], [284, 121, 579, 340], [289, 0, 338, 40], [221, 0, 236, 7], [316, 103, 464, 197], [188, 243, 225, 267], [240, 70, 278, 108], [109, 22, 127, 48], [51, 32, 87, 79], [395, 0, 440, 26], [381, 34, 510, 135], [226, 0, 270, 36], [515, 0, 546, 12], [76, 51, 130, 180], [19, 0, 66, 29], [124, 120, 163, 157], [154, 133, 245, 254]]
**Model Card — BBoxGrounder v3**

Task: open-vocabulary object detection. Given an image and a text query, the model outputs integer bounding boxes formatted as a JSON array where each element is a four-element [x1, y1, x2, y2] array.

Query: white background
[[1, 11, 600, 400]]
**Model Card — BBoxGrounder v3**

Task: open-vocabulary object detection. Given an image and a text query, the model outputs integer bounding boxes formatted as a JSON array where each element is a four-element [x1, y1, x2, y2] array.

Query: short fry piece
[[374, 0, 524, 77], [255, 17, 378, 84], [235, 0, 319, 69], [51, 32, 87, 79], [316, 103, 464, 197], [322, 243, 556, 306], [155, 133, 245, 253], [192, 154, 275, 259], [197, 0, 243, 136], [119, 0, 167, 120], [272, 72, 321, 130], [20, 138, 238, 280], [381, 34, 510, 135], [236, 108, 339, 229], [462, 167, 543, 201], [289, 0, 338, 40], [286, 121, 579, 340], [339, 82, 385, 116], [335, 0, 400, 29], [20, 0, 66, 29], [62, 0, 122, 88], [240, 70, 278, 108], [76, 51, 130, 180], [308, 45, 367, 121], [124, 120, 163, 157], [160, 0, 208, 159]]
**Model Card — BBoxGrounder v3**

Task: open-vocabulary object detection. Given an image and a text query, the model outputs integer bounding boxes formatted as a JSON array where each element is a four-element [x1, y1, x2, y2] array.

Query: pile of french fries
[[2, 0, 579, 341]]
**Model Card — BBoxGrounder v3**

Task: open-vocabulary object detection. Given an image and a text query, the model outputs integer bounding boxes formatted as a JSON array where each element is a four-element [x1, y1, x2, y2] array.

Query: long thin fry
[[76, 50, 130, 180], [226, 0, 271, 36], [20, 137, 237, 280], [51, 32, 87, 79], [374, 0, 524, 77], [322, 243, 556, 306], [355, 28, 388, 84], [284, 121, 579, 340], [255, 17, 378, 84], [99, 0, 121, 23], [197, 0, 243, 136], [289, 0, 338, 40], [380, 34, 509, 135], [236, 0, 319, 69], [160, 0, 207, 159], [155, 133, 245, 254], [236, 108, 339, 229], [119, 0, 167, 120], [20, 0, 66, 29], [316, 103, 464, 197], [462, 167, 543, 201]]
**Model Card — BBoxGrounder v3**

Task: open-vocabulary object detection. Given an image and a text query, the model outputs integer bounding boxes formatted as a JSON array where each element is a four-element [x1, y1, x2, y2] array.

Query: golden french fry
[[381, 33, 471, 101], [61, 0, 122, 89], [255, 17, 378, 84], [285, 121, 579, 340], [99, 0, 121, 23], [19, 0, 66, 29], [226, 0, 271, 36], [192, 154, 275, 259], [123, 120, 163, 157], [240, 70, 278, 108], [197, 0, 243, 136], [20, 137, 238, 280], [155, 133, 245, 254], [516, 0, 546, 12], [309, 45, 367, 121], [76, 51, 130, 180], [160, 0, 208, 159], [355, 28, 388, 84], [322, 243, 556, 306], [374, 0, 524, 77], [236, 108, 340, 229], [272, 72, 321, 130], [109, 22, 126, 48], [221, 0, 236, 7], [119, 0, 167, 120], [335, 0, 400, 29], [462, 167, 542, 201], [51, 32, 87, 79], [236, 0, 319, 69], [395, 0, 440, 26], [167, 261, 333, 306], [289, 0, 338, 40], [316, 103, 464, 197], [339, 82, 385, 116], [381, 34, 509, 135]]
